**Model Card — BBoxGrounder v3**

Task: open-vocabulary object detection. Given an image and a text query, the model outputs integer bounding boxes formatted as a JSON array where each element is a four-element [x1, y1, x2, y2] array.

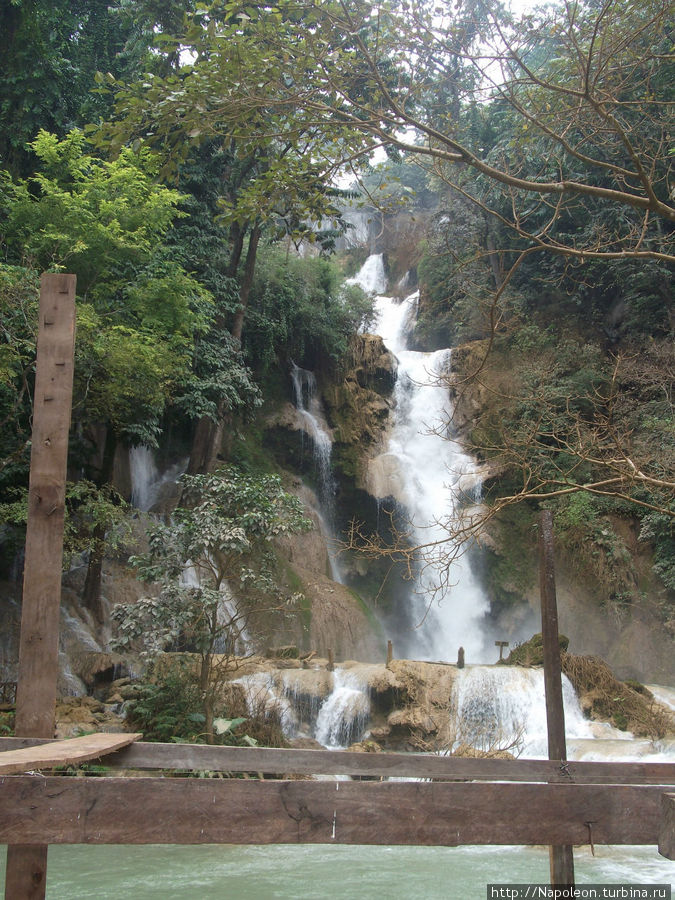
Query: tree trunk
[[200, 652, 214, 745], [82, 428, 117, 622], [187, 222, 261, 476], [231, 221, 261, 343]]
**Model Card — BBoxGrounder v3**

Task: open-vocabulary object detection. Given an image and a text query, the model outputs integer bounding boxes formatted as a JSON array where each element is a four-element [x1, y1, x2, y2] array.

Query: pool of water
[[2, 844, 673, 899]]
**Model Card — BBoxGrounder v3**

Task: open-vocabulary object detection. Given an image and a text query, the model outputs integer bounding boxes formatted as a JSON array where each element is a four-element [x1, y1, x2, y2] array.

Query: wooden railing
[[1, 737, 673, 856]]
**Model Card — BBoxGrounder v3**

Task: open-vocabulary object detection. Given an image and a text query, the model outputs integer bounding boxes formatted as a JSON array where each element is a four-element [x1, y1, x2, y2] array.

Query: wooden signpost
[[4, 274, 76, 900]]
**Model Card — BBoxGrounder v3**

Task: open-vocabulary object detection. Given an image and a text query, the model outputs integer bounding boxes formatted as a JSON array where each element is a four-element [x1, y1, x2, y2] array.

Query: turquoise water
[[2, 844, 673, 899]]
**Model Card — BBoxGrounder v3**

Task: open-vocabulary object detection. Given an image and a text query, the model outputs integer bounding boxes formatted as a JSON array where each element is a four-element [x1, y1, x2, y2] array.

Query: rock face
[[320, 333, 397, 491]]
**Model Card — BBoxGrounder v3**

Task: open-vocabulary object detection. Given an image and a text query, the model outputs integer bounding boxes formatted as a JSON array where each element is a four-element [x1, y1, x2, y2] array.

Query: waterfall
[[235, 672, 298, 736], [129, 445, 187, 512], [452, 666, 597, 758], [290, 362, 344, 582], [291, 363, 336, 516], [314, 669, 371, 749], [129, 446, 160, 510], [351, 253, 489, 662], [346, 251, 388, 295], [180, 563, 251, 655], [234, 666, 371, 749]]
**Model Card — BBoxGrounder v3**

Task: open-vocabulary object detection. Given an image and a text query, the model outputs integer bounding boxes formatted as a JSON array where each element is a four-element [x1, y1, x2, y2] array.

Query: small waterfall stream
[[290, 362, 344, 583], [129, 445, 187, 513], [314, 669, 370, 749], [290, 363, 337, 518], [351, 254, 490, 662]]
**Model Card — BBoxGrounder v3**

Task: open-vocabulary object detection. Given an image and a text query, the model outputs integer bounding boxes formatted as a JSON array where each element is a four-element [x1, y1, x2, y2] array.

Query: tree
[[112, 468, 311, 742], [0, 130, 212, 612]]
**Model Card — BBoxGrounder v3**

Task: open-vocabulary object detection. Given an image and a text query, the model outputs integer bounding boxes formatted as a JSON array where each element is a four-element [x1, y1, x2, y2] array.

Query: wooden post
[[659, 792, 675, 860], [539, 509, 575, 886], [494, 640, 509, 661], [386, 640, 393, 667], [5, 274, 76, 900]]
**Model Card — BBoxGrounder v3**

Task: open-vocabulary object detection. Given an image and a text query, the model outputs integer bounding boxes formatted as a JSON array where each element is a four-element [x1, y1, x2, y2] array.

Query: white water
[[351, 254, 490, 662], [235, 672, 297, 735], [290, 362, 344, 583], [290, 363, 336, 517], [314, 669, 370, 748], [129, 445, 187, 512], [346, 251, 388, 295], [180, 563, 250, 655], [449, 665, 664, 760]]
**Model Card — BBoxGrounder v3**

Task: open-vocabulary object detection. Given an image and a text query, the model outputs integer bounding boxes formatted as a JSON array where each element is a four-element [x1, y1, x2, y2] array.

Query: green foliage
[[639, 510, 675, 593], [0, 712, 14, 736], [0, 264, 39, 494], [113, 468, 311, 741], [244, 248, 376, 372], [0, 0, 157, 177], [113, 467, 312, 657], [554, 494, 636, 604], [3, 130, 183, 291], [1, 131, 219, 448], [124, 663, 206, 743]]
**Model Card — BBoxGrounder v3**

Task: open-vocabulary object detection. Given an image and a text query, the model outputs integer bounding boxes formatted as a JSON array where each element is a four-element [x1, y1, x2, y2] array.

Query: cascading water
[[290, 363, 336, 517], [235, 672, 297, 736], [314, 669, 370, 749], [129, 445, 187, 513], [352, 254, 490, 662], [290, 362, 344, 583], [180, 563, 250, 655], [452, 666, 597, 758]]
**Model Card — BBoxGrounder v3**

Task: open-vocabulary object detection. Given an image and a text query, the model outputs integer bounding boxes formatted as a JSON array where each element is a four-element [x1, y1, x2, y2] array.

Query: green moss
[[479, 503, 538, 614], [503, 633, 569, 667], [612, 712, 628, 731], [348, 586, 384, 639]]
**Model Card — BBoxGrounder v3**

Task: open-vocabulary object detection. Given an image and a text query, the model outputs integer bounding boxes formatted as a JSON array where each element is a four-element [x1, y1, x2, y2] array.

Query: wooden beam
[[14, 273, 76, 738], [0, 778, 664, 846], [659, 792, 675, 860], [539, 509, 575, 886], [1, 739, 673, 784], [0, 733, 142, 776], [7, 273, 76, 900]]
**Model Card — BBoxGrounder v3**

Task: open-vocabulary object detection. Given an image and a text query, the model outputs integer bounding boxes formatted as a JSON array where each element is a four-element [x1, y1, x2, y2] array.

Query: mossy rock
[[502, 633, 569, 667]]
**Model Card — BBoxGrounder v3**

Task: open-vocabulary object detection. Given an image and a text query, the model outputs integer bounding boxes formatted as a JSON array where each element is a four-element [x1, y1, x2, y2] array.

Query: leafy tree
[[112, 468, 311, 741], [0, 0, 196, 177], [244, 247, 376, 373], [0, 130, 211, 609]]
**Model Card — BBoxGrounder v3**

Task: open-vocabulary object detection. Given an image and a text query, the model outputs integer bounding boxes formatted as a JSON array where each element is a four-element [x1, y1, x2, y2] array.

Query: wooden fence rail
[[1, 738, 673, 857], [0, 777, 668, 848], [2, 737, 674, 784]]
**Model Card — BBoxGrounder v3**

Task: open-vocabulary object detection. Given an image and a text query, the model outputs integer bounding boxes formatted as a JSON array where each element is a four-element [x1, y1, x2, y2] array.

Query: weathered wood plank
[[0, 738, 673, 784], [659, 792, 675, 860], [0, 732, 142, 775], [0, 777, 663, 846], [14, 273, 77, 739], [8, 274, 76, 900]]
